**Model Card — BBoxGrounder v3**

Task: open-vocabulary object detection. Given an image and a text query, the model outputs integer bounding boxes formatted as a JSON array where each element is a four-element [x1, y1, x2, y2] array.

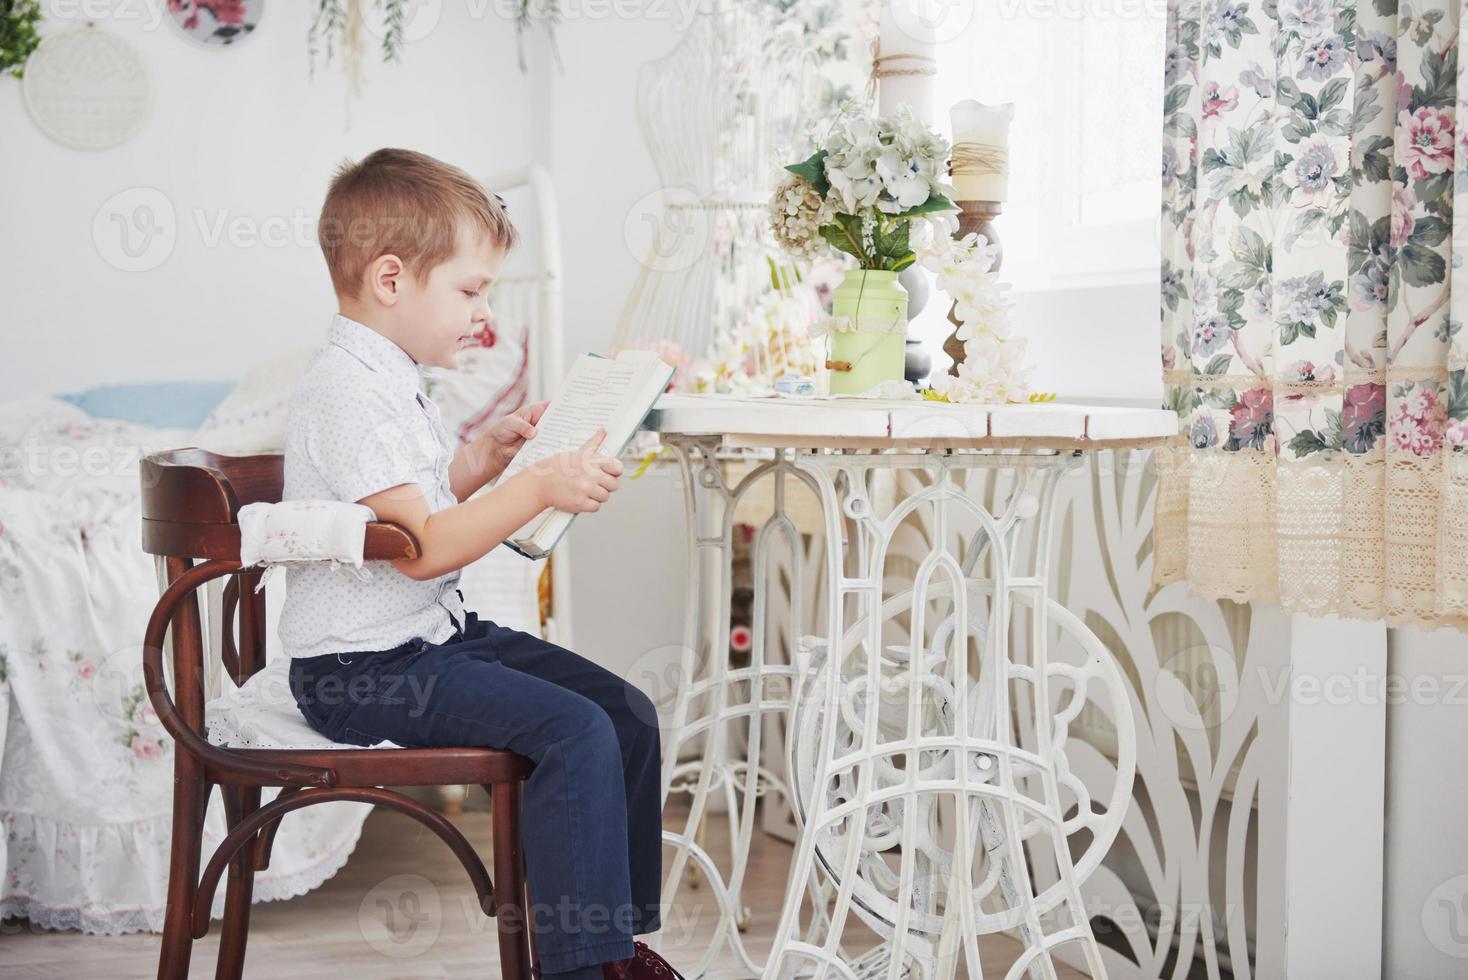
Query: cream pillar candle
[[876, 0, 938, 126], [949, 99, 1013, 202]]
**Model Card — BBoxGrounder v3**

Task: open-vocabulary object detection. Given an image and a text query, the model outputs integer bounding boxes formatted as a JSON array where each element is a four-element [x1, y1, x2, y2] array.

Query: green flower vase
[[828, 269, 908, 396]]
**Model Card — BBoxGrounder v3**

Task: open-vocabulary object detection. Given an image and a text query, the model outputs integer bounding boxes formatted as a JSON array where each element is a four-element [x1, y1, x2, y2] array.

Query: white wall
[[1, 1, 536, 399], [525, 12, 694, 673], [1384, 624, 1468, 978], [1012, 281, 1162, 404]]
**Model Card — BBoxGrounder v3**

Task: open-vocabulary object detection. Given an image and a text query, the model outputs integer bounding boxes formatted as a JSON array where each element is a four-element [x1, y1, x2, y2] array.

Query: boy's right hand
[[532, 427, 624, 513]]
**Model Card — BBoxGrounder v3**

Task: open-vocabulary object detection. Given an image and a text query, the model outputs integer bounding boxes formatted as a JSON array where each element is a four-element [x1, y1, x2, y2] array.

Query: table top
[[644, 393, 1178, 450]]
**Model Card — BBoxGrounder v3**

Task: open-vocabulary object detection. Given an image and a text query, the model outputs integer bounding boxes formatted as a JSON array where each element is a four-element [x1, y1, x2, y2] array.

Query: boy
[[280, 148, 677, 980]]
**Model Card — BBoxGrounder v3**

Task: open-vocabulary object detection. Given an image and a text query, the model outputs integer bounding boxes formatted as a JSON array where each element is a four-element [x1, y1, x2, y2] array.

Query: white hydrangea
[[823, 106, 954, 217], [769, 172, 835, 261]]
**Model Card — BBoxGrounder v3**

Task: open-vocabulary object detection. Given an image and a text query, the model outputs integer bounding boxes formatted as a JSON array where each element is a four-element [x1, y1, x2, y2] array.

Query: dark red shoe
[[602, 940, 687, 979]]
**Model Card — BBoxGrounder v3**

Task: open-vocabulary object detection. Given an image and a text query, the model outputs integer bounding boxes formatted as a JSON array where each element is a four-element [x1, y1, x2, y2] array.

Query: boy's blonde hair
[[318, 148, 518, 297]]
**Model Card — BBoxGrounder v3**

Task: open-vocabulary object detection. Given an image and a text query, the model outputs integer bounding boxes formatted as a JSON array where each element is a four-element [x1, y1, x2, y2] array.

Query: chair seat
[[205, 657, 400, 751], [209, 745, 535, 788], [203, 658, 535, 787]]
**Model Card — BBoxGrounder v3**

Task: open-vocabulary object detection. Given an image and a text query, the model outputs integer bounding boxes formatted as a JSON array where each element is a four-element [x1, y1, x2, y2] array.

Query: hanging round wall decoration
[[165, 0, 264, 47], [22, 26, 151, 151]]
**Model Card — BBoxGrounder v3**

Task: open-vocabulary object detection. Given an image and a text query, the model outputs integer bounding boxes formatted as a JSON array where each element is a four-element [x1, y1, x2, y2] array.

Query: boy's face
[[396, 224, 507, 370]]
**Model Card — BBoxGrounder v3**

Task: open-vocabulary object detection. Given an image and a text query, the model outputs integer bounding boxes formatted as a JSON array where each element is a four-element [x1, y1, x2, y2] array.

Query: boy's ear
[[368, 253, 405, 307]]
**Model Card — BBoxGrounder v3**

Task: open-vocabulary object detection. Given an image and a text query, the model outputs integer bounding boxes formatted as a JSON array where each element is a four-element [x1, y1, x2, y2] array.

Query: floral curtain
[[1155, 0, 1468, 628]]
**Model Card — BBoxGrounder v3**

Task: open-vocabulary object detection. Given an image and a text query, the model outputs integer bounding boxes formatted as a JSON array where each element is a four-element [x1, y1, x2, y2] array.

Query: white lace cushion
[[205, 658, 398, 750], [237, 500, 374, 570]]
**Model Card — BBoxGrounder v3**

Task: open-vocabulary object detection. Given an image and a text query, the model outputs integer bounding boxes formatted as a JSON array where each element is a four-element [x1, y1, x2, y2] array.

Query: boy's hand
[[482, 400, 549, 474], [530, 427, 624, 513]]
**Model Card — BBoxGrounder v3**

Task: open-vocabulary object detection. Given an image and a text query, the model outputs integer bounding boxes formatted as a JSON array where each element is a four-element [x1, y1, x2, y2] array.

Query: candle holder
[[943, 199, 1003, 375], [945, 99, 1012, 376]]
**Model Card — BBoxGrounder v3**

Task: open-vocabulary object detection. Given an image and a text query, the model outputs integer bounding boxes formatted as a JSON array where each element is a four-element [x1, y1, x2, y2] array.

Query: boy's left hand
[[483, 400, 549, 474]]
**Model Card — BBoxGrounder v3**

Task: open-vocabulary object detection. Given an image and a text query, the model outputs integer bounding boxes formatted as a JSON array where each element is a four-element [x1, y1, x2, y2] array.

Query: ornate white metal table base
[[656, 435, 1137, 980]]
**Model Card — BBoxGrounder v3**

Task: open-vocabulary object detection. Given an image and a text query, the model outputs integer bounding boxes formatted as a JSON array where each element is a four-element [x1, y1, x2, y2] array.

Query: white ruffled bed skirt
[[0, 798, 369, 935]]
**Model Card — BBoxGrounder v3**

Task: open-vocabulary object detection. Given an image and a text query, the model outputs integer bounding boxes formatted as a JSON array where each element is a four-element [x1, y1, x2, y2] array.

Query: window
[[932, 0, 1167, 292]]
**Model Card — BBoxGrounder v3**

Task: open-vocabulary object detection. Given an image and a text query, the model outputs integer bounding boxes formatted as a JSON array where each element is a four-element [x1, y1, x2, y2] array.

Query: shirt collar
[[327, 314, 424, 394]]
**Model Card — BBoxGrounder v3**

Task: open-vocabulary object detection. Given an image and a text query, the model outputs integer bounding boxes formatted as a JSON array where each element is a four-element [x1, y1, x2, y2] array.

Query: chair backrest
[[137, 449, 418, 787], [140, 447, 417, 563]]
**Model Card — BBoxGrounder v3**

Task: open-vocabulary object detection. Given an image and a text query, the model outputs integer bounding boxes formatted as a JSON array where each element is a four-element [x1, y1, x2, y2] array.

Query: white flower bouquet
[[772, 104, 957, 271], [768, 102, 1034, 403]]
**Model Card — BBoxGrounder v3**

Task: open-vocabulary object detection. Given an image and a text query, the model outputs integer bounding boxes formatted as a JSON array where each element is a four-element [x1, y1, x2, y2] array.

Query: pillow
[[427, 309, 531, 444], [193, 347, 316, 453], [57, 382, 233, 429]]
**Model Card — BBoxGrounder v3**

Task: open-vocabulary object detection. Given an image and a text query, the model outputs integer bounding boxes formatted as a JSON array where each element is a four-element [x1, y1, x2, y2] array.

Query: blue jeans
[[288, 609, 663, 975]]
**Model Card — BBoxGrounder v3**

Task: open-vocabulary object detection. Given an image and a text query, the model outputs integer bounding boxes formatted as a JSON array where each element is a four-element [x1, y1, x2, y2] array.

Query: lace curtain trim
[[1153, 444, 1468, 631]]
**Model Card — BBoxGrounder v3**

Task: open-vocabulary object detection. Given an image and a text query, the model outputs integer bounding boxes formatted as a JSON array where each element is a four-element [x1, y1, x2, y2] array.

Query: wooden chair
[[139, 448, 536, 980]]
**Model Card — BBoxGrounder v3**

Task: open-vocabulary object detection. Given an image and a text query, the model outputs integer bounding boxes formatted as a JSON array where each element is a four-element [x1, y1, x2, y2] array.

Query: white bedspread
[[0, 398, 370, 934]]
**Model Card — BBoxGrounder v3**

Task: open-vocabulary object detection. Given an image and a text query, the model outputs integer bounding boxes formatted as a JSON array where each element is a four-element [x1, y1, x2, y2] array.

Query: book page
[[499, 355, 645, 483]]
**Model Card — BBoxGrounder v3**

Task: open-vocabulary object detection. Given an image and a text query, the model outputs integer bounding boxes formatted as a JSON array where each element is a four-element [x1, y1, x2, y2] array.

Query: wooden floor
[[2, 802, 1086, 979]]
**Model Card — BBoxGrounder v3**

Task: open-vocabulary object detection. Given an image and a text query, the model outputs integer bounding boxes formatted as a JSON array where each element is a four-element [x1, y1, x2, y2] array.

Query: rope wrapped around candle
[[872, 53, 938, 77], [950, 141, 1009, 179], [866, 45, 937, 102]]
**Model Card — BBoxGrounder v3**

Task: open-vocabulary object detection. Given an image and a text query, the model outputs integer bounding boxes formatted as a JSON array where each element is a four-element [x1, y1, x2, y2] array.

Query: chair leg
[[215, 786, 261, 980], [490, 781, 533, 980], [158, 763, 210, 980]]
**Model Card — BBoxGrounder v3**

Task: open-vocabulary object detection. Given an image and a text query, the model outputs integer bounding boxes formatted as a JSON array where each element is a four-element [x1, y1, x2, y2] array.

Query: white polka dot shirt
[[277, 314, 466, 659]]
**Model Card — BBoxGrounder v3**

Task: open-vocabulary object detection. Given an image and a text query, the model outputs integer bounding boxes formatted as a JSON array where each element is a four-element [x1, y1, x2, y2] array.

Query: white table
[[643, 394, 1176, 980]]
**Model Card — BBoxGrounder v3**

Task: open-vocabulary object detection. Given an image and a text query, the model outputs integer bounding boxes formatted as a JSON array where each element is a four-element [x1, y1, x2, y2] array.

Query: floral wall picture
[[165, 0, 264, 47]]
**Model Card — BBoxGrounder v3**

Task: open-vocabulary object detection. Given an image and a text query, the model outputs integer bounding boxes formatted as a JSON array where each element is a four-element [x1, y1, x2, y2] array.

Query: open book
[[495, 349, 675, 560]]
